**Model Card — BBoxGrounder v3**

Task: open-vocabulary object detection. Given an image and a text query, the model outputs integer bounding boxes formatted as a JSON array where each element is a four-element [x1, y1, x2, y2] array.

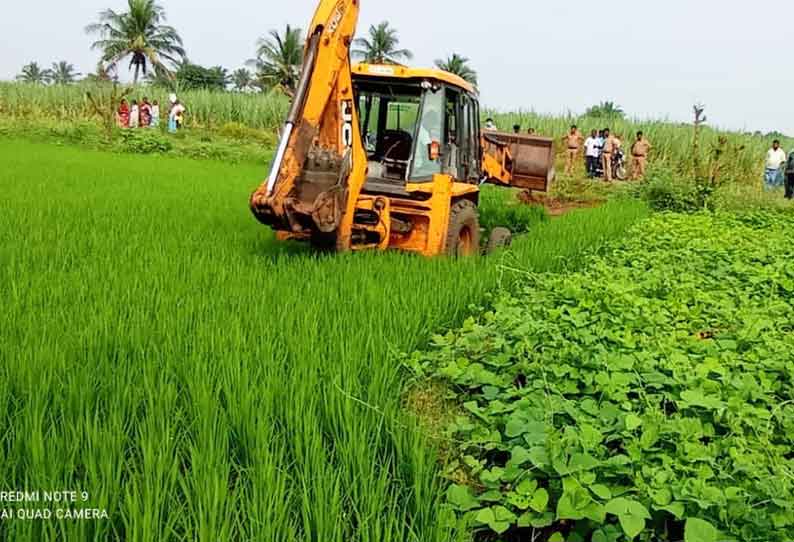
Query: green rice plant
[[477, 185, 548, 236], [0, 139, 647, 542]]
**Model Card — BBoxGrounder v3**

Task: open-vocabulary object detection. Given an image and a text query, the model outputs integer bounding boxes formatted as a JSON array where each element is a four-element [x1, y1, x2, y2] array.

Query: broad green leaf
[[591, 484, 613, 500], [679, 390, 725, 410], [478, 489, 503, 502], [446, 484, 479, 511], [625, 413, 643, 431], [474, 507, 510, 534], [549, 533, 565, 542], [605, 498, 650, 539], [657, 502, 685, 519], [556, 492, 586, 520], [530, 487, 549, 513], [506, 492, 530, 510], [685, 518, 718, 542], [619, 513, 646, 539], [510, 445, 532, 466], [527, 446, 550, 469], [505, 417, 525, 438], [516, 478, 538, 496]]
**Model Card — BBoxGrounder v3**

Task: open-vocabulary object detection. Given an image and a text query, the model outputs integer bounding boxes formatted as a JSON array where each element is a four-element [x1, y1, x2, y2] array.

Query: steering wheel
[[381, 130, 412, 164]]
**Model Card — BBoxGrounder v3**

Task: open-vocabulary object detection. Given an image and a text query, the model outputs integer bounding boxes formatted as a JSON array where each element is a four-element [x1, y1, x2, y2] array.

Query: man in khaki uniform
[[601, 128, 616, 181], [562, 124, 583, 176], [630, 131, 652, 180]]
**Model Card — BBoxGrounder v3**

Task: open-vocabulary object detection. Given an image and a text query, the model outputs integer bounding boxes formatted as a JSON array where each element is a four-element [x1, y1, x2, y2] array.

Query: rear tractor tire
[[446, 200, 481, 257], [486, 227, 513, 254]]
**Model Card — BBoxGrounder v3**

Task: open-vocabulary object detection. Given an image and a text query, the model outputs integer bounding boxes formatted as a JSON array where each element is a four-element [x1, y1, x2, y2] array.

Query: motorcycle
[[612, 149, 628, 181], [592, 148, 628, 181]]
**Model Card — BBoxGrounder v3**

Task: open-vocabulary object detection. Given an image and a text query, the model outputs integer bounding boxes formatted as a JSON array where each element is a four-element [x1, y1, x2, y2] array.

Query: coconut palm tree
[[352, 22, 413, 65], [231, 68, 254, 92], [247, 25, 304, 95], [83, 61, 118, 83], [585, 101, 625, 119], [434, 54, 478, 86], [16, 62, 52, 85], [85, 0, 185, 84], [50, 61, 82, 85]]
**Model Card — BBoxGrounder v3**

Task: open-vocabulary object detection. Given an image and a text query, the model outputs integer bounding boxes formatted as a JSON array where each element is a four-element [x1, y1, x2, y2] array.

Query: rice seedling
[[0, 139, 647, 541]]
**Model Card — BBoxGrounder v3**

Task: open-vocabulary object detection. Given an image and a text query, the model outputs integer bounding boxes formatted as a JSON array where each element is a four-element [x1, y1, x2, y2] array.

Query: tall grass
[[487, 109, 793, 186], [0, 139, 647, 542], [3, 82, 790, 185], [0, 82, 289, 131]]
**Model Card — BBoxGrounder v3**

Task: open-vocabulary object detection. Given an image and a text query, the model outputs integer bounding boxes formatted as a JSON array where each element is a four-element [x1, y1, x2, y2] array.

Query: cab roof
[[352, 63, 477, 95]]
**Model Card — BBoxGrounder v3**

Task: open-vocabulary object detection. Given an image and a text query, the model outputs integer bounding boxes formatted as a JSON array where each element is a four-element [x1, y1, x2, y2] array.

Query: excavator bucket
[[482, 133, 556, 192]]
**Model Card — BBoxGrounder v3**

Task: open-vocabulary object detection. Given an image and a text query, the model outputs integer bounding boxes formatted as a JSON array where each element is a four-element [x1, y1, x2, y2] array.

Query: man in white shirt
[[584, 130, 600, 178], [765, 140, 787, 190]]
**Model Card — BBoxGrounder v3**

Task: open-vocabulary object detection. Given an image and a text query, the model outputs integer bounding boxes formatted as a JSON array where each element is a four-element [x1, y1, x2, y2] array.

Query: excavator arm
[[250, 0, 367, 249]]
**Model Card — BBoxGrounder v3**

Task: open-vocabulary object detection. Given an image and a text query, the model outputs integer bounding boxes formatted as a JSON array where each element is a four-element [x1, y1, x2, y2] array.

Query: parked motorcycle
[[593, 149, 628, 181]]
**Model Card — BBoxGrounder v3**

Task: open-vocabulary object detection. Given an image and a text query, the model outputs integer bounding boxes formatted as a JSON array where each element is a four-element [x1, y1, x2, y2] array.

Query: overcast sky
[[1, 0, 791, 135]]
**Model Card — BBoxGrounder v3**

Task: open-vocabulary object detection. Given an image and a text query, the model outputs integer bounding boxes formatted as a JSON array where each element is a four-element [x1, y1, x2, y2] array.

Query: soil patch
[[518, 191, 606, 217]]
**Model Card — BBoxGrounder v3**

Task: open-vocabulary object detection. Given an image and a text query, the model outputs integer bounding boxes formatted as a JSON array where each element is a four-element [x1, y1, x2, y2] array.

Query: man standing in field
[[764, 140, 786, 190], [562, 125, 583, 176], [584, 130, 600, 178], [630, 131, 652, 180], [601, 128, 616, 181]]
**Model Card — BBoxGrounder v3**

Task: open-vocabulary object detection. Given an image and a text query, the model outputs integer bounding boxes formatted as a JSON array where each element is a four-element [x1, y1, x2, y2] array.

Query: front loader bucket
[[484, 133, 556, 192]]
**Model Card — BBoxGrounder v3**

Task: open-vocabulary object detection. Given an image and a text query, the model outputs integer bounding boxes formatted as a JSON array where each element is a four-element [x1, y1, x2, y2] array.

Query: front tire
[[446, 200, 480, 257], [614, 163, 628, 181], [486, 227, 513, 254]]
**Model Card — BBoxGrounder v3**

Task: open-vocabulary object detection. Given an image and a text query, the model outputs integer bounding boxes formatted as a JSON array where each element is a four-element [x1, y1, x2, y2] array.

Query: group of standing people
[[117, 97, 159, 129], [116, 94, 186, 134], [565, 125, 651, 181], [485, 118, 651, 182], [765, 140, 794, 199]]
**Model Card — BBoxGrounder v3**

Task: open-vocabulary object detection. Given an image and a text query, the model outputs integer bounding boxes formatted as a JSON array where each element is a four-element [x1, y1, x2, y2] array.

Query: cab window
[[409, 87, 445, 180]]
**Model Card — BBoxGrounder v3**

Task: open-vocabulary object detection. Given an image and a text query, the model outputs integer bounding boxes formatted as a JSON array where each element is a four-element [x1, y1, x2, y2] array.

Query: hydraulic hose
[[265, 30, 323, 196]]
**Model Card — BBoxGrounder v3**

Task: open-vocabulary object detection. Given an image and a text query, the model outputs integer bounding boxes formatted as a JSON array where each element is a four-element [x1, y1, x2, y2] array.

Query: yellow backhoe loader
[[250, 0, 555, 257]]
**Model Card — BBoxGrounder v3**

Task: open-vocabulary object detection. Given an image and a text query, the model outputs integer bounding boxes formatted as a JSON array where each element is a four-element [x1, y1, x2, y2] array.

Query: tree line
[[15, 0, 479, 94]]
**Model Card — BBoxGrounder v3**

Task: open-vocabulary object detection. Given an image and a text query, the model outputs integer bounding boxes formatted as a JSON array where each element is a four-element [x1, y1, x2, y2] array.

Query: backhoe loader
[[249, 0, 555, 257]]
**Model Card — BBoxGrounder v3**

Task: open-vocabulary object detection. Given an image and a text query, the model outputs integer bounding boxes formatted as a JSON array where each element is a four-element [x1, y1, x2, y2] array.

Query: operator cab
[[352, 64, 482, 197]]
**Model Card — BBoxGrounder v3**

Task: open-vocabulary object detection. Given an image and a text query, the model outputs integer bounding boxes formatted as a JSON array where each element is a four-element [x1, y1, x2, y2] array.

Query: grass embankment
[[0, 139, 646, 541], [412, 212, 794, 541]]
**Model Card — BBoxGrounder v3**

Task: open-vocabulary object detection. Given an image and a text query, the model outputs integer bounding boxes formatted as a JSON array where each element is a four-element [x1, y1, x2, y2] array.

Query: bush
[[218, 121, 278, 147], [478, 186, 548, 235], [116, 129, 173, 154], [413, 212, 794, 542], [633, 166, 702, 212]]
